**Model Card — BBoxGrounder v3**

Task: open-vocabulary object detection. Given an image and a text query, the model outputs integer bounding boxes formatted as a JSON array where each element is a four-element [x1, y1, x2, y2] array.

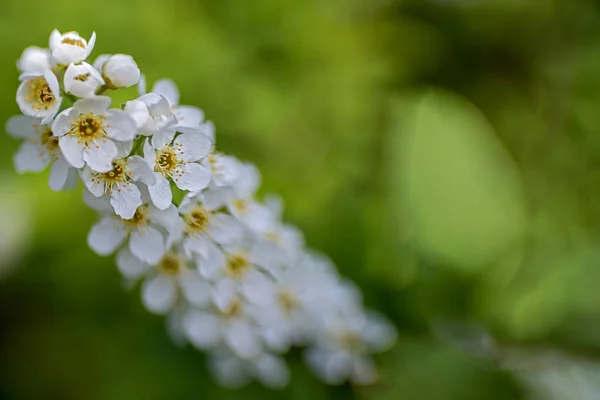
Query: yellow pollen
[[232, 199, 249, 213], [123, 205, 149, 229], [62, 37, 85, 48], [40, 128, 59, 152], [27, 78, 54, 110], [101, 159, 127, 184], [75, 73, 90, 82], [226, 253, 250, 277], [73, 114, 105, 141], [220, 299, 243, 319], [184, 207, 210, 234], [158, 253, 183, 276], [277, 291, 298, 314], [156, 148, 178, 175]]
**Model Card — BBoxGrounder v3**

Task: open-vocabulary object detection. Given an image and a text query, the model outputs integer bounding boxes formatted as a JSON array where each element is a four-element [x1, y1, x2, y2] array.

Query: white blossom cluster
[[6, 30, 397, 388]]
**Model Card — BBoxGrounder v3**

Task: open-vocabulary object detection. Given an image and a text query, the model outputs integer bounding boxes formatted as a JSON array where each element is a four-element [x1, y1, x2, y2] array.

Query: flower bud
[[101, 54, 141, 89], [64, 62, 104, 98], [49, 30, 96, 65], [17, 46, 51, 73]]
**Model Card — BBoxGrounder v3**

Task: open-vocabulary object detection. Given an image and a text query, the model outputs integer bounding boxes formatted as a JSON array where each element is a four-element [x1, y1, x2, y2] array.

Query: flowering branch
[[7, 29, 397, 388]]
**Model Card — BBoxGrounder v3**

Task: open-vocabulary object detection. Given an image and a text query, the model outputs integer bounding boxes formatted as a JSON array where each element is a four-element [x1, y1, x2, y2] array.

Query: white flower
[[51, 96, 137, 172], [304, 312, 396, 385], [115, 247, 206, 314], [95, 54, 140, 89], [88, 202, 178, 264], [16, 69, 61, 124], [49, 30, 96, 65], [6, 115, 73, 191], [142, 78, 206, 135], [17, 46, 51, 73], [143, 134, 212, 210], [124, 93, 177, 148], [208, 349, 290, 389], [182, 298, 263, 359], [64, 62, 104, 98], [81, 155, 156, 219]]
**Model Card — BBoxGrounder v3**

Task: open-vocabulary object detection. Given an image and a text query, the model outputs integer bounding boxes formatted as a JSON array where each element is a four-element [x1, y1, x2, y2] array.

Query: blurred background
[[2, 0, 600, 398]]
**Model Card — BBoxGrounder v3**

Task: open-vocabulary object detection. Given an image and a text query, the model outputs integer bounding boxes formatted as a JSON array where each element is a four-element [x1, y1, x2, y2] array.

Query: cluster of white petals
[[7, 30, 397, 388]]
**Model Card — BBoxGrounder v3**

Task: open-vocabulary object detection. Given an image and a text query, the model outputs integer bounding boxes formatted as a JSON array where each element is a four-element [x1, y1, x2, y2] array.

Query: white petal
[[93, 54, 110, 71], [49, 30, 61, 49], [254, 354, 290, 389], [116, 248, 149, 280], [179, 270, 212, 307], [73, 96, 111, 114], [104, 110, 137, 141], [6, 115, 39, 138], [350, 357, 378, 385], [129, 226, 165, 264], [212, 278, 238, 311], [142, 274, 177, 315], [224, 320, 261, 359], [143, 138, 156, 169], [43, 69, 61, 99], [198, 241, 225, 278], [14, 142, 48, 173], [174, 132, 212, 162], [174, 106, 204, 130], [80, 167, 104, 196], [137, 74, 147, 95], [127, 155, 155, 185], [182, 310, 221, 349], [58, 135, 84, 168], [48, 157, 71, 191], [51, 108, 74, 137], [148, 173, 172, 210], [148, 204, 179, 232], [208, 355, 251, 389], [208, 213, 245, 245], [110, 182, 142, 219], [83, 138, 118, 172], [88, 217, 127, 255], [151, 128, 176, 149], [242, 271, 275, 307], [152, 79, 179, 106], [83, 188, 112, 211], [174, 163, 211, 192]]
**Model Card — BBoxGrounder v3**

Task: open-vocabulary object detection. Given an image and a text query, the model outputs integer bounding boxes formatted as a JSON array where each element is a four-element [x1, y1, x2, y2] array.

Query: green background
[[2, 0, 600, 398]]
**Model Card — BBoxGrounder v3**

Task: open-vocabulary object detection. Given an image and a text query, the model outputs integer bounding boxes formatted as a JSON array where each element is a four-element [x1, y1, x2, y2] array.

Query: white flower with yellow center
[[94, 54, 140, 89], [182, 298, 263, 360], [304, 312, 397, 385], [125, 93, 177, 148], [64, 62, 104, 98], [81, 155, 156, 219], [208, 349, 290, 389], [140, 78, 206, 135], [16, 69, 62, 124], [17, 46, 51, 73], [6, 115, 74, 191], [49, 30, 96, 65], [87, 202, 178, 264], [143, 134, 212, 210], [52, 96, 137, 172]]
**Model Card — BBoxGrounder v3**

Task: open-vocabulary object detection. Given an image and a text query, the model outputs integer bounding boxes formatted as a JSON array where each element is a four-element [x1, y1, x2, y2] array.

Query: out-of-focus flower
[[17, 46, 51, 73]]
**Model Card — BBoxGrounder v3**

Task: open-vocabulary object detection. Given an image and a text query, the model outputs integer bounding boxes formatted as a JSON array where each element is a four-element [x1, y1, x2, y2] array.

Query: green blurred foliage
[[3, 0, 600, 399]]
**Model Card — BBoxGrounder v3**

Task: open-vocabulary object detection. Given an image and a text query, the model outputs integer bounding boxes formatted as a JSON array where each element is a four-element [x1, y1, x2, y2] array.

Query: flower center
[[62, 37, 85, 48], [123, 205, 149, 229], [75, 73, 90, 82], [28, 78, 54, 110], [220, 299, 243, 319], [232, 199, 249, 214], [226, 253, 250, 277], [184, 207, 210, 234], [156, 148, 179, 175], [339, 332, 364, 352], [277, 291, 298, 314], [40, 127, 59, 152], [158, 253, 184, 276], [101, 159, 127, 184], [72, 113, 106, 142]]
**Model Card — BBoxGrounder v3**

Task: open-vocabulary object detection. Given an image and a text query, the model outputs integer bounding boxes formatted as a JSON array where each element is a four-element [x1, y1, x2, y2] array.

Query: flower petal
[[254, 354, 290, 389], [148, 204, 179, 232], [73, 96, 111, 114], [87, 217, 127, 255], [148, 173, 172, 210], [80, 167, 104, 196], [105, 109, 137, 141], [179, 270, 212, 308], [48, 156, 71, 191], [174, 132, 212, 162], [6, 115, 39, 139], [224, 320, 261, 359], [83, 138, 118, 172], [116, 248, 150, 280], [152, 79, 179, 106], [174, 163, 211, 192], [83, 188, 112, 211], [14, 141, 48, 173], [182, 310, 221, 349], [110, 182, 142, 219], [143, 138, 156, 169], [142, 274, 177, 315], [51, 108, 74, 137], [127, 155, 155, 185], [212, 278, 238, 311], [58, 135, 84, 169], [129, 226, 165, 264]]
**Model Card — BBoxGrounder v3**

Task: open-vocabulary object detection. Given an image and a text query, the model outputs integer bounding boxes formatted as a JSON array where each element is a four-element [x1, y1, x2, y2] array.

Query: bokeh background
[[2, 0, 600, 398]]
